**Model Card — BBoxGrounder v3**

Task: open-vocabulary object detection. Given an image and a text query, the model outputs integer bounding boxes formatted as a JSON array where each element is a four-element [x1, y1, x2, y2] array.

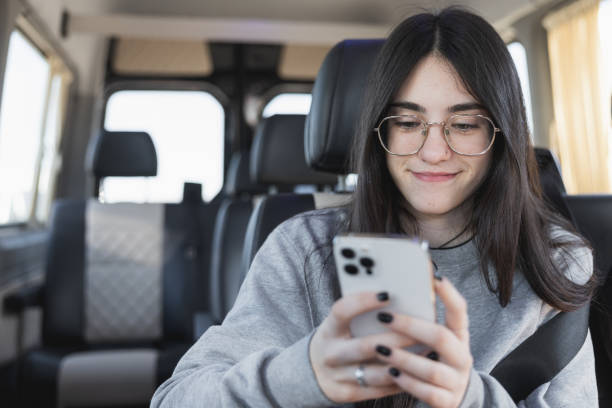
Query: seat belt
[[489, 303, 590, 402]]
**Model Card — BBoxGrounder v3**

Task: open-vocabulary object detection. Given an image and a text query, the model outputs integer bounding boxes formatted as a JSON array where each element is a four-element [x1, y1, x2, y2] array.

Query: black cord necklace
[[430, 223, 471, 249]]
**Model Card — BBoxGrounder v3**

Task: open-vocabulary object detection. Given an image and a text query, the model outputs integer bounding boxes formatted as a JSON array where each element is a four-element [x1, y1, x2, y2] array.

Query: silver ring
[[354, 365, 367, 387]]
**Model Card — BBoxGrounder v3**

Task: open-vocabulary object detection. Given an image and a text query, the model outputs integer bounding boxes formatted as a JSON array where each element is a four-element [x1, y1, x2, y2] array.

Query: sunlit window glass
[[508, 42, 534, 136], [262, 93, 311, 117], [345, 173, 358, 191], [0, 31, 50, 224], [103, 90, 224, 203]]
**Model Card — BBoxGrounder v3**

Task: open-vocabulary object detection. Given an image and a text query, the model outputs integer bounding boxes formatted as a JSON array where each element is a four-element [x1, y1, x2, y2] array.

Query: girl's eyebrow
[[388, 101, 425, 112], [388, 101, 484, 113], [449, 102, 484, 113]]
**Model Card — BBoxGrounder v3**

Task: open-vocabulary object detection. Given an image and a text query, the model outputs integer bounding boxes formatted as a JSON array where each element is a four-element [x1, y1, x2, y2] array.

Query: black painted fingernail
[[377, 312, 393, 323], [389, 367, 401, 377], [376, 345, 391, 356], [427, 351, 439, 361], [377, 291, 389, 301], [434, 274, 442, 281]]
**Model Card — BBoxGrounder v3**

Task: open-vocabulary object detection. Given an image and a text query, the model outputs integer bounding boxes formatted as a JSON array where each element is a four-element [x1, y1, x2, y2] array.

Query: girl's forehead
[[393, 55, 477, 112]]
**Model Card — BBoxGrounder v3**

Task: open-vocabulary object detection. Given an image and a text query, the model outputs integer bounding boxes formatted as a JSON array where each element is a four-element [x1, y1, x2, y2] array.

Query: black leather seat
[[530, 150, 612, 406], [208, 151, 267, 324], [564, 194, 612, 406], [4, 130, 218, 408], [209, 114, 338, 323], [534, 147, 575, 224], [241, 114, 339, 271]]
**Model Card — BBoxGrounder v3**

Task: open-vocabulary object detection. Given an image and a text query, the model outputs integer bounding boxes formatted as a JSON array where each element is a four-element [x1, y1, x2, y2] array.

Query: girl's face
[[386, 54, 493, 222]]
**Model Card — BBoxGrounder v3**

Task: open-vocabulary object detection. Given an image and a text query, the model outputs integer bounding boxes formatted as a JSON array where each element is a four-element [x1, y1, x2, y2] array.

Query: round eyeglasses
[[374, 114, 500, 156]]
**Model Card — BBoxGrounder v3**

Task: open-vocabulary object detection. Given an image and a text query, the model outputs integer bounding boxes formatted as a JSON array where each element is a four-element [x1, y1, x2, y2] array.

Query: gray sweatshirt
[[151, 208, 597, 407]]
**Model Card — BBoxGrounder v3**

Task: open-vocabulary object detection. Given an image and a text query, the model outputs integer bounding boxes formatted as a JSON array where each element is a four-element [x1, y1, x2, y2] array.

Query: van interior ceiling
[[0, 0, 611, 407]]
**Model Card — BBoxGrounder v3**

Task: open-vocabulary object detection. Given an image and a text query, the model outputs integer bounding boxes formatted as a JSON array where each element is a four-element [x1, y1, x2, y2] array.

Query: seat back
[[43, 131, 214, 346], [564, 193, 612, 406], [242, 114, 339, 271], [163, 183, 220, 341], [43, 199, 87, 345], [211, 115, 340, 322], [209, 151, 267, 323]]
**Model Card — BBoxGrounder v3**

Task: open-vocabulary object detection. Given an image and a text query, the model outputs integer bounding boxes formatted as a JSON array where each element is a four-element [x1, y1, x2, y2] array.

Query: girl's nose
[[418, 123, 452, 163]]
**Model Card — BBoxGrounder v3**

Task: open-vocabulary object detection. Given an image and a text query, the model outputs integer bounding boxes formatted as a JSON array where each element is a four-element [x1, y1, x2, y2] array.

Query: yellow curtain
[[545, 0, 611, 193]]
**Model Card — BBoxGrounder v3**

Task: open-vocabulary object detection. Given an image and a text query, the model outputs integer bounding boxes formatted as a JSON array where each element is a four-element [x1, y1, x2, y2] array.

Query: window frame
[[99, 79, 229, 202], [257, 83, 313, 121], [0, 24, 74, 228], [102, 79, 229, 125]]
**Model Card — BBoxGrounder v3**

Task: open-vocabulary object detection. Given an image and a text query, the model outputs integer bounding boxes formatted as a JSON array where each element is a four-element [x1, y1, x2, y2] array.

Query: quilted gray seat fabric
[[85, 200, 163, 342]]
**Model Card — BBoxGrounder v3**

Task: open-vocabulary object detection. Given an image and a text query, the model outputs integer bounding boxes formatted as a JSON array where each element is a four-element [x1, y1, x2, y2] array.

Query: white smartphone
[[333, 234, 435, 338]]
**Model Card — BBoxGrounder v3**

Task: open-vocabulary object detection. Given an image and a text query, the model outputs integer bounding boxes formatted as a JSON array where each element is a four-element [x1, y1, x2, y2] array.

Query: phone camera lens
[[341, 248, 356, 259], [360, 257, 374, 268], [344, 264, 358, 275]]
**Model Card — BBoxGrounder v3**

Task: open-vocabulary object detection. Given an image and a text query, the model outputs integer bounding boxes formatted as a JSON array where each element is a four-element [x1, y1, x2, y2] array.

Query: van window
[[508, 41, 534, 135], [262, 93, 312, 117], [103, 90, 224, 203], [0, 31, 50, 224]]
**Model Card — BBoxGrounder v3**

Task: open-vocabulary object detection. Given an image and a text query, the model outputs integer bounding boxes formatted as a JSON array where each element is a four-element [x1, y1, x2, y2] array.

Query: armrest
[[3, 283, 44, 314]]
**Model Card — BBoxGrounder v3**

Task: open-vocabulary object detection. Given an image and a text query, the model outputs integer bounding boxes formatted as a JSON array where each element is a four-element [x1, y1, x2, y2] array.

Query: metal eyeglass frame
[[374, 113, 500, 157]]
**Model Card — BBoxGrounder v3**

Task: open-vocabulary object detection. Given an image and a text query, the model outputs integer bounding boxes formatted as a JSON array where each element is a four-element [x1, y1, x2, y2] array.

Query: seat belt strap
[[489, 303, 589, 402]]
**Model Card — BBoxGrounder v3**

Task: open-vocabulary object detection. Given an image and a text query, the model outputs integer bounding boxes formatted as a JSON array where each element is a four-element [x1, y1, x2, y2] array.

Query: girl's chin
[[408, 204, 455, 217]]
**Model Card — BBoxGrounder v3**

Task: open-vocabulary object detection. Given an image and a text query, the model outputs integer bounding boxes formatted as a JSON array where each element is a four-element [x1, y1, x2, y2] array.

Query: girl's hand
[[373, 277, 473, 408], [309, 291, 415, 403]]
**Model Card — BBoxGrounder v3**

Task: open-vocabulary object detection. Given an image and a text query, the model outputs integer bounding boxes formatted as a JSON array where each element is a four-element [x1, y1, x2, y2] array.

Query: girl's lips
[[412, 171, 459, 182]]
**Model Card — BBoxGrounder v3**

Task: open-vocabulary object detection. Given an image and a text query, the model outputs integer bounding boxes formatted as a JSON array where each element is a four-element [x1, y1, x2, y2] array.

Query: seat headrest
[[86, 130, 157, 178], [225, 151, 268, 196], [305, 39, 384, 174], [534, 147, 574, 223], [535, 147, 563, 184], [250, 114, 337, 185]]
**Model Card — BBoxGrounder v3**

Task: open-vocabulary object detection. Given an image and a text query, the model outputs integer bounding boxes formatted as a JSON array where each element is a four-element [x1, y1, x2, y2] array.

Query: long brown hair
[[347, 7, 596, 311]]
